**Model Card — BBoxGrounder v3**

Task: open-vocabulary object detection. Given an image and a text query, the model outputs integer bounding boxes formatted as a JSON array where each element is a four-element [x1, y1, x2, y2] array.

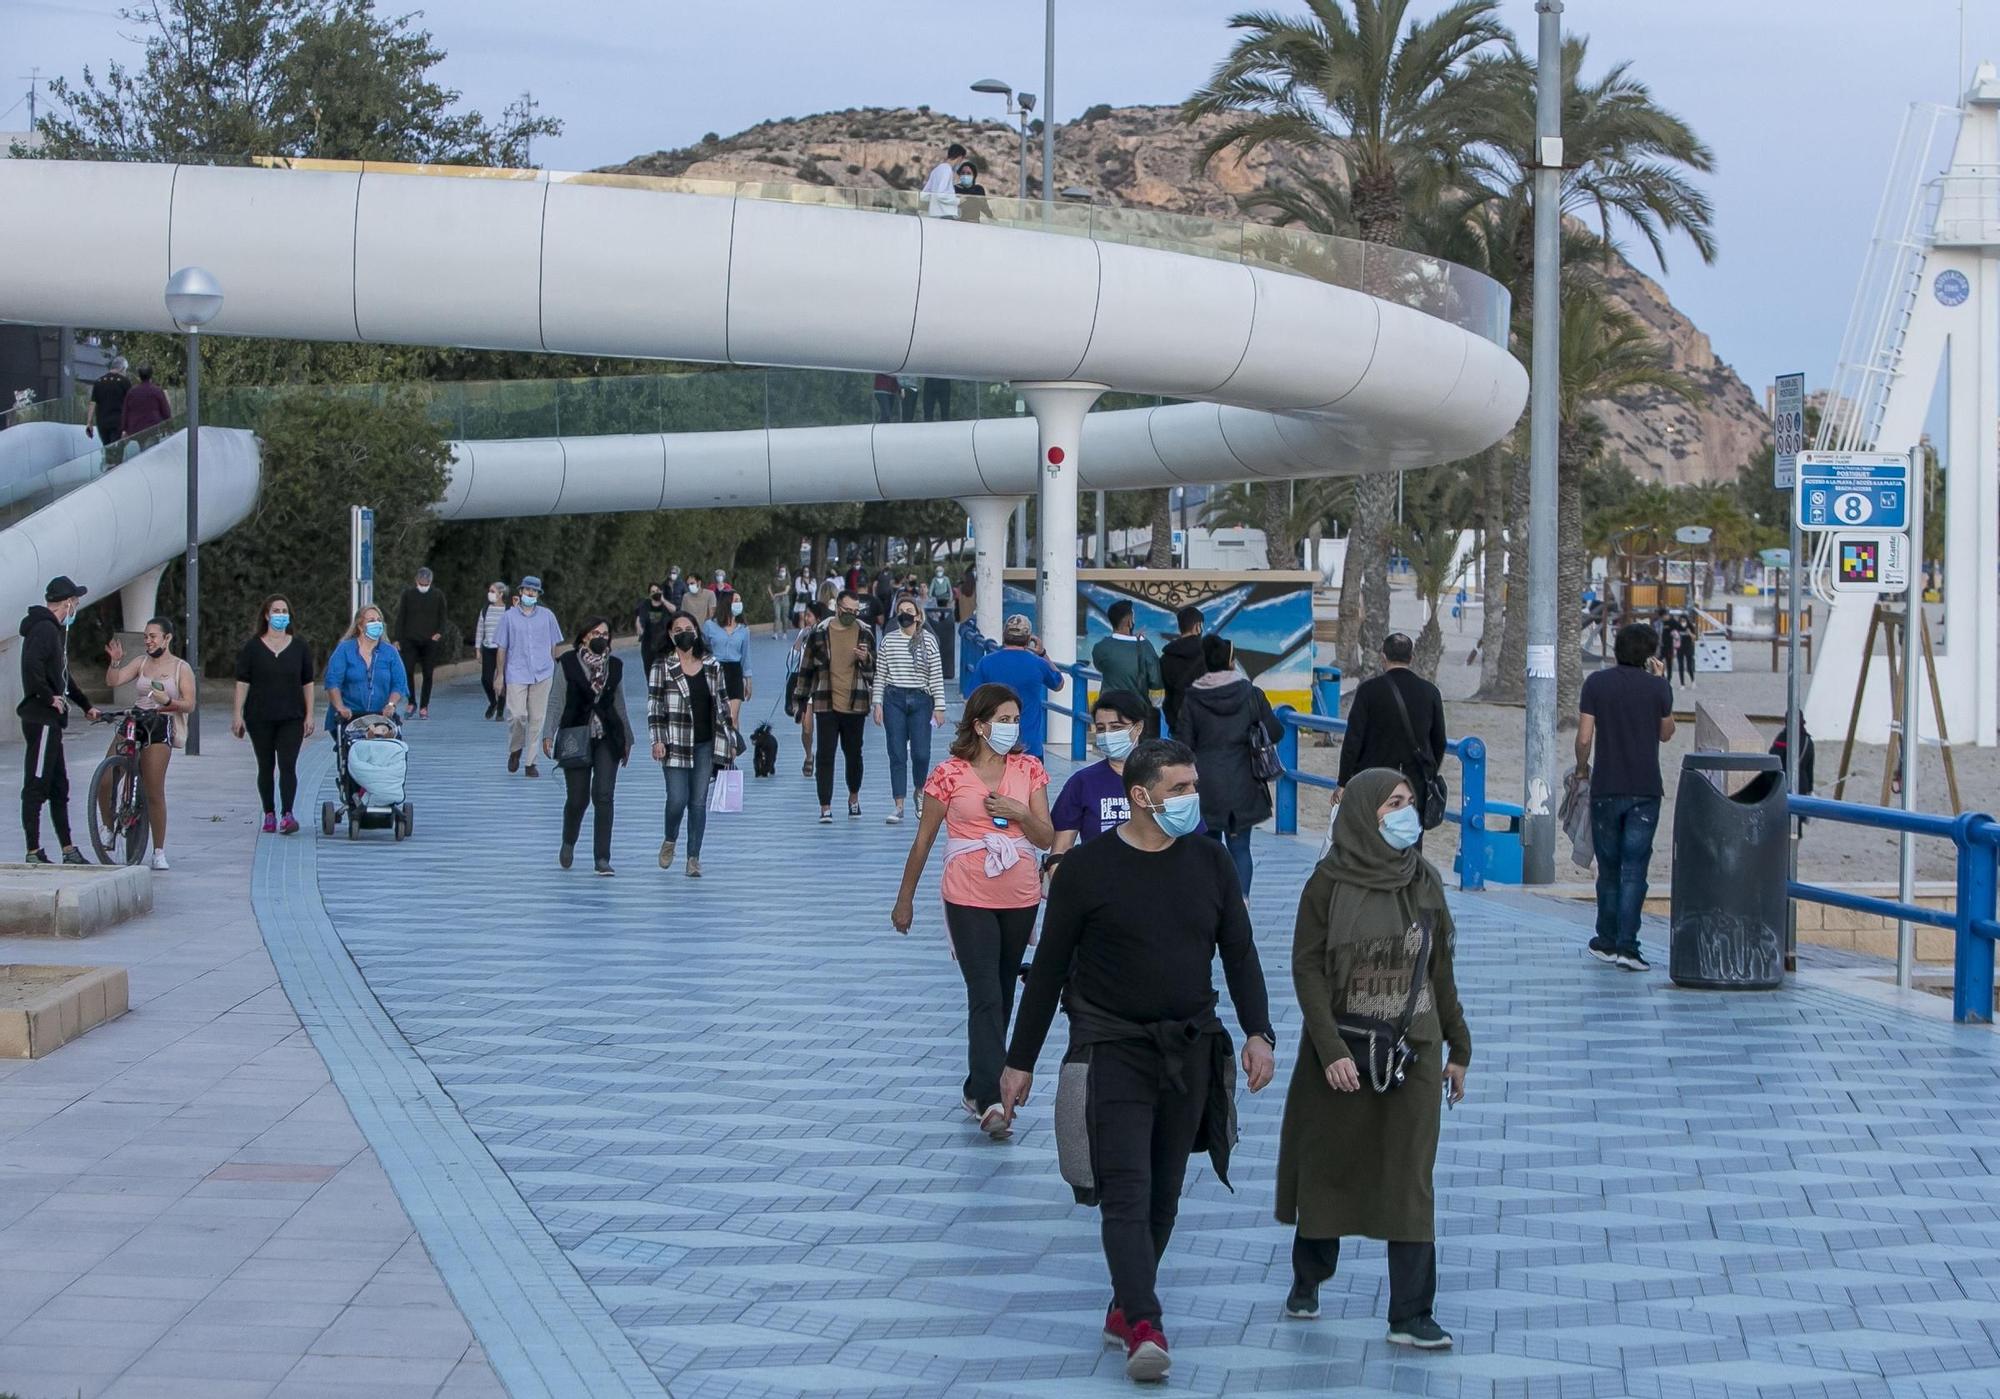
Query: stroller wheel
[[347, 809, 361, 840], [321, 801, 337, 836], [401, 802, 414, 838]]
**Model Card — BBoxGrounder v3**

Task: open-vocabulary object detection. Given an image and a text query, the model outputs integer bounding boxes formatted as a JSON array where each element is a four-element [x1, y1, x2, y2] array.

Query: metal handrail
[[1787, 793, 1998, 1024], [1268, 708, 1493, 892]]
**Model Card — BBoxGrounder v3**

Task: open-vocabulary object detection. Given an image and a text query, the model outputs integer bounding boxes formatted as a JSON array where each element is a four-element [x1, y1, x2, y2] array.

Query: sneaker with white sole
[[1615, 950, 1651, 972], [1386, 1315, 1453, 1349], [961, 1094, 981, 1120], [1283, 1282, 1320, 1319], [978, 1104, 1010, 1139], [150, 850, 170, 872], [1587, 944, 1618, 965], [1124, 1321, 1170, 1382], [1103, 1303, 1131, 1349]]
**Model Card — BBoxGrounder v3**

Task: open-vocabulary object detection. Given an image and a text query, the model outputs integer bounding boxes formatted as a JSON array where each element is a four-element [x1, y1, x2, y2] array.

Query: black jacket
[[549, 651, 634, 760], [17, 606, 90, 728], [635, 600, 674, 674], [1160, 635, 1206, 735], [395, 585, 447, 643], [1338, 667, 1447, 789], [1180, 674, 1283, 833]]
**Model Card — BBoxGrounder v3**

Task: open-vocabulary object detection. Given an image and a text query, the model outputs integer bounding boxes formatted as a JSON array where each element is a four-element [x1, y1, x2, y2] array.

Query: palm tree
[[1551, 287, 1698, 718], [1185, 0, 1511, 681], [1202, 477, 1354, 567]]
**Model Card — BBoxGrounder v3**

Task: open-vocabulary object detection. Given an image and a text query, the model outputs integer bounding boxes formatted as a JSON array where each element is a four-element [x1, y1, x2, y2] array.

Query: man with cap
[[492, 576, 563, 778], [85, 358, 132, 463], [394, 566, 448, 719], [18, 577, 100, 864], [968, 616, 1064, 759]]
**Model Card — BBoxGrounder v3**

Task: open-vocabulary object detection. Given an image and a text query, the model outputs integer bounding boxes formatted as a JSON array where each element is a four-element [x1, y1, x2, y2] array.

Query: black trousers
[[943, 902, 1038, 1110], [403, 638, 438, 709], [245, 717, 305, 816], [1292, 1234, 1438, 1325], [1676, 645, 1695, 684], [1093, 1038, 1213, 1330], [920, 377, 953, 421], [561, 737, 620, 861], [21, 721, 72, 852], [814, 709, 865, 807], [479, 647, 500, 708]]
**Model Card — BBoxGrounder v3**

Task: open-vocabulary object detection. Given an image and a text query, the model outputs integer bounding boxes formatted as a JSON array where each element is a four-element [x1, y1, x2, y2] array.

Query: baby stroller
[[322, 713, 414, 841]]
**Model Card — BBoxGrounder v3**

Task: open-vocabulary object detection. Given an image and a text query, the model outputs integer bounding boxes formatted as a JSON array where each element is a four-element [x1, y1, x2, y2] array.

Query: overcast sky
[[8, 0, 1996, 399]]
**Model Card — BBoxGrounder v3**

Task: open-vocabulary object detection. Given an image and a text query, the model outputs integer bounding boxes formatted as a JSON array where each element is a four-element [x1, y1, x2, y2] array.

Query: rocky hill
[[609, 104, 1764, 486]]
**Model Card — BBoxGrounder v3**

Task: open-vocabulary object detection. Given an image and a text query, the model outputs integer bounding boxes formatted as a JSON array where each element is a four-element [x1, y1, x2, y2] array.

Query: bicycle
[[86, 708, 151, 865]]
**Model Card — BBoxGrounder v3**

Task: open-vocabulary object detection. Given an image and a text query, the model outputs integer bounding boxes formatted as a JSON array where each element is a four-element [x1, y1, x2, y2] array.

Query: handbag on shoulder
[[1334, 916, 1433, 1092], [553, 724, 593, 770], [1384, 678, 1448, 830]]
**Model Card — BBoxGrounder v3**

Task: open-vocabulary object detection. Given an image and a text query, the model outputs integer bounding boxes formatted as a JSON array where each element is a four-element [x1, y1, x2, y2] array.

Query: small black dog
[[750, 723, 779, 778]]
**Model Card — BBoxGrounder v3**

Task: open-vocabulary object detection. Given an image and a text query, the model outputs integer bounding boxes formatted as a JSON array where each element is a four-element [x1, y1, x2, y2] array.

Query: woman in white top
[[103, 616, 196, 871], [474, 581, 509, 720]]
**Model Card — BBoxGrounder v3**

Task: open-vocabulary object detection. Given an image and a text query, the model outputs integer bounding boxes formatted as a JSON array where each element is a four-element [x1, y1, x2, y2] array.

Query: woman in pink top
[[892, 683, 1054, 1138]]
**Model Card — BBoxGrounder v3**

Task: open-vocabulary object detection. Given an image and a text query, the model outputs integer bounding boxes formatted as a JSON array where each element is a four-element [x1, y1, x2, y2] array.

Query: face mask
[[1147, 791, 1203, 839], [1099, 728, 1135, 760], [520, 595, 538, 610], [61, 611, 76, 629], [363, 621, 384, 640], [416, 584, 430, 594], [587, 635, 609, 655], [145, 643, 167, 658], [1380, 806, 1424, 850], [897, 612, 918, 628], [956, 174, 974, 189], [730, 599, 744, 617], [670, 569, 680, 579], [985, 721, 1019, 755], [714, 572, 725, 584], [649, 594, 663, 607], [672, 631, 695, 651], [270, 612, 290, 631], [836, 612, 858, 628]]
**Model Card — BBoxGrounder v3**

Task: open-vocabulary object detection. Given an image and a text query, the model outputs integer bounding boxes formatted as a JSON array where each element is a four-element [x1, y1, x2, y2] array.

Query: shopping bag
[[706, 766, 744, 814]]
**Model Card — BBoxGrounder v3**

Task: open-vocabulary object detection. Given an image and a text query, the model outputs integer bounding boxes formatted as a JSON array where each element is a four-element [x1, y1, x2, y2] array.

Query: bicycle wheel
[[87, 756, 149, 865]]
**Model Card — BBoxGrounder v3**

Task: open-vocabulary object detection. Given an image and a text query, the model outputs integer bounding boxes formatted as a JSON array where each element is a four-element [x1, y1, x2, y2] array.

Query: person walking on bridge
[[232, 595, 314, 836], [394, 567, 446, 719], [494, 577, 562, 779]]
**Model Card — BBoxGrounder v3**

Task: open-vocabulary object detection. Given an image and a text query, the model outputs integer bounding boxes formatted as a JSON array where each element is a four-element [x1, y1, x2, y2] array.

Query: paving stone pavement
[[0, 700, 501, 1399], [273, 636, 2000, 1399]]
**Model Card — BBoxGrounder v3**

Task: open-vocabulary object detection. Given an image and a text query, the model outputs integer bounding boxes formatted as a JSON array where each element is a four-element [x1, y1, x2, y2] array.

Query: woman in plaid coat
[[649, 611, 734, 878]]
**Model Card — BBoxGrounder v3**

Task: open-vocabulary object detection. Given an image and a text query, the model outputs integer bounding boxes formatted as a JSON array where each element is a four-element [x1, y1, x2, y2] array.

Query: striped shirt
[[473, 603, 508, 649], [872, 622, 944, 708]]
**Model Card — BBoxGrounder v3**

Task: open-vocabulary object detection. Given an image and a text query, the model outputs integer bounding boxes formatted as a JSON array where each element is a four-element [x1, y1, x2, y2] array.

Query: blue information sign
[[1795, 451, 1909, 532]]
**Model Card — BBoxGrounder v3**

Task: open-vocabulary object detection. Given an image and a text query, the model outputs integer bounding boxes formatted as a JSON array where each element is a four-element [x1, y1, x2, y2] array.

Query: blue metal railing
[[1787, 794, 1998, 1024], [1269, 708, 1500, 892]]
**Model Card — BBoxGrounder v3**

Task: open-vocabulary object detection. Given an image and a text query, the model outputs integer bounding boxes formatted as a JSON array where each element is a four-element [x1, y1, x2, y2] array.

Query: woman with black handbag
[[1275, 767, 1471, 1349], [541, 616, 633, 875]]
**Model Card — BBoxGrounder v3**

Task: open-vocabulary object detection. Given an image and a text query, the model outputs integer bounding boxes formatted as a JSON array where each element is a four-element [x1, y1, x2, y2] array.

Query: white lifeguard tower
[[1808, 63, 2000, 748]]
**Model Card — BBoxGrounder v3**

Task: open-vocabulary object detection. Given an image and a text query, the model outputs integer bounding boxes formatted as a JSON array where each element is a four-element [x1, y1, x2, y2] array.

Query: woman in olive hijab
[[1275, 766, 1471, 1349]]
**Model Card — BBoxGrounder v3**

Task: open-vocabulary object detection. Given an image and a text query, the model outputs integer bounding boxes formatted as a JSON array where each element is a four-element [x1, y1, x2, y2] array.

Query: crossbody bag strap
[[1384, 677, 1431, 778], [1393, 915, 1434, 1038]]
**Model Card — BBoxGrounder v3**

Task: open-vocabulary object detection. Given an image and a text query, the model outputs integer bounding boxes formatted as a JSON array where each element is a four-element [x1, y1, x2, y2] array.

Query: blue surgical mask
[[61, 611, 75, 629], [985, 721, 1019, 755], [363, 621, 384, 640], [1148, 791, 1203, 839], [520, 595, 538, 610], [1099, 728, 1135, 760], [1380, 806, 1424, 850], [269, 612, 290, 631]]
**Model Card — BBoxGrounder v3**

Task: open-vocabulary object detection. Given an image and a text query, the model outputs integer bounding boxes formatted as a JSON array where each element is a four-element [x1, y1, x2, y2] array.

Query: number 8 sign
[[1833, 492, 1872, 525]]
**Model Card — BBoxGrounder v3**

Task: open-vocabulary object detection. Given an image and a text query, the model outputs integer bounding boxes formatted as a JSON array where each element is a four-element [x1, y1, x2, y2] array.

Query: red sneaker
[[1103, 1303, 1130, 1349], [278, 813, 300, 836], [1124, 1320, 1170, 1383]]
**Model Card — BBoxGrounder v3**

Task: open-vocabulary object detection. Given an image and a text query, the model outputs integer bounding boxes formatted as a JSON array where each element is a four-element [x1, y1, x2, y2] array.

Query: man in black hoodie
[[1158, 605, 1206, 738], [394, 566, 447, 719], [19, 576, 98, 864]]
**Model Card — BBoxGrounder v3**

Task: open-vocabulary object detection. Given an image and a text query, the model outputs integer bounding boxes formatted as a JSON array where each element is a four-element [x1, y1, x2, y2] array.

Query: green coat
[[1275, 864, 1471, 1242], [1091, 633, 1161, 703]]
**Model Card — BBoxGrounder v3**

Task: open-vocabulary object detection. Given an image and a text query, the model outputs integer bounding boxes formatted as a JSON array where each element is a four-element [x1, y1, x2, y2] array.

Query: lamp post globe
[[165, 266, 223, 329], [165, 267, 221, 755]]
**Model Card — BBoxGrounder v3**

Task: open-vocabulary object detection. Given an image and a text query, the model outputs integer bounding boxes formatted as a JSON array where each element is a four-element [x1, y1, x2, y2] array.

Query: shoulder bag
[[1247, 699, 1284, 784], [1334, 916, 1433, 1092], [553, 724, 593, 769], [1385, 677, 1448, 830]]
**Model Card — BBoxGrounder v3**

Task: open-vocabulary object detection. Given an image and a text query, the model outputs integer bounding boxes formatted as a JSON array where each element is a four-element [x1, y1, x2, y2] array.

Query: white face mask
[[985, 721, 1020, 755], [416, 584, 431, 594]]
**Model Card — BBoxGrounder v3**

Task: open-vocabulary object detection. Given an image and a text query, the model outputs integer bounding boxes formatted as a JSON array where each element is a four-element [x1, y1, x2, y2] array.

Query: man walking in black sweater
[[395, 567, 447, 719], [1001, 738, 1275, 1384], [1337, 632, 1446, 793], [18, 576, 99, 864]]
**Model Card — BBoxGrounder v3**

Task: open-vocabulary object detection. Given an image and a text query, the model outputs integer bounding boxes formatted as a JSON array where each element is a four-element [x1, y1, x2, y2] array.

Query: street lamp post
[[970, 79, 1034, 201], [165, 267, 222, 756], [1043, 0, 1056, 212]]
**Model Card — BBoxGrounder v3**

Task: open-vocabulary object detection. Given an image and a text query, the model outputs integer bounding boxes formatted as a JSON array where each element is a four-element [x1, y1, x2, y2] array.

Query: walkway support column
[[1017, 381, 1105, 751], [957, 494, 1026, 644]]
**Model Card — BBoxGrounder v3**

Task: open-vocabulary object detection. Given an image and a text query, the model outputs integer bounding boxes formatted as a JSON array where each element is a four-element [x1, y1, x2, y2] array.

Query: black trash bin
[[1669, 752, 1788, 990], [928, 606, 956, 681]]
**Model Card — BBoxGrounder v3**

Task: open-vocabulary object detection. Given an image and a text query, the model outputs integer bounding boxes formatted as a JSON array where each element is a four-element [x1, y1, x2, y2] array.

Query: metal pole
[[1521, 0, 1563, 884], [183, 329, 202, 756], [1094, 488, 1107, 567], [1785, 515, 1802, 968], [1041, 0, 1055, 210], [1896, 445, 1924, 986], [1017, 109, 1029, 202]]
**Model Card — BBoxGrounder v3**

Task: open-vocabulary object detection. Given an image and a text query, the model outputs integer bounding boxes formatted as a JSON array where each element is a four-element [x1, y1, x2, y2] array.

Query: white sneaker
[[979, 1104, 1011, 1139], [150, 850, 170, 871]]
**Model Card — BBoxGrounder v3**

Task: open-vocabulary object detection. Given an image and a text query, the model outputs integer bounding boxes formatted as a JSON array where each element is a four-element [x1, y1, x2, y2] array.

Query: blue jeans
[[1209, 827, 1254, 896], [881, 686, 935, 802], [1590, 796, 1660, 956], [662, 741, 715, 855]]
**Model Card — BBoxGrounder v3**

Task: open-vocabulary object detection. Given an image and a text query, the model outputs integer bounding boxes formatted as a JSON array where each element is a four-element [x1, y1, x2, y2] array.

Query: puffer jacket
[[1180, 671, 1282, 834]]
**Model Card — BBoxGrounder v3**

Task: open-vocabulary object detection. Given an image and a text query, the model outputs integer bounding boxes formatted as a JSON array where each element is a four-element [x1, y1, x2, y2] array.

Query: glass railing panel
[[1240, 224, 1368, 292], [658, 369, 765, 433], [0, 413, 187, 526], [767, 368, 876, 430]]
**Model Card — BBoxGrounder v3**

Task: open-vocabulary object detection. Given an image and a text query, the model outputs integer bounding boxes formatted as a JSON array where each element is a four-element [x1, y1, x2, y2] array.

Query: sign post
[[350, 506, 375, 619], [1895, 448, 1923, 986], [1774, 372, 1803, 967]]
